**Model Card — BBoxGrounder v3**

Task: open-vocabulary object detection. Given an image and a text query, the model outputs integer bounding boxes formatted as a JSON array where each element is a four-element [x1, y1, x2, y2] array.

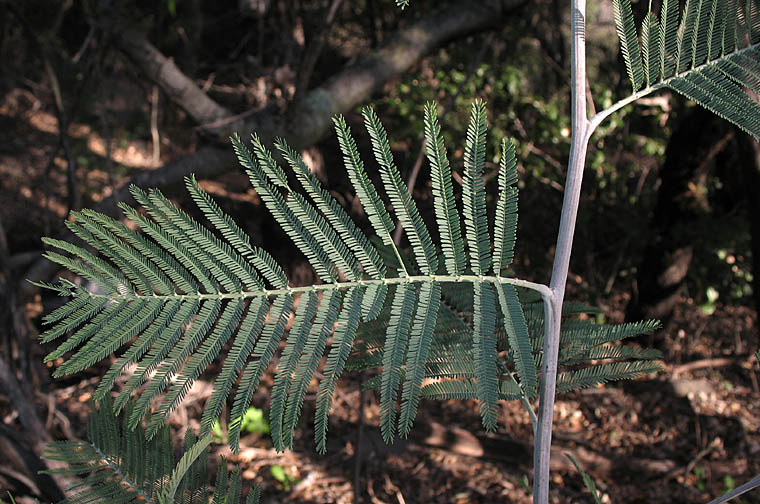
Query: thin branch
[[708, 474, 760, 504], [150, 85, 160, 166], [671, 356, 750, 378], [292, 0, 344, 109], [394, 32, 495, 245], [43, 58, 81, 214]]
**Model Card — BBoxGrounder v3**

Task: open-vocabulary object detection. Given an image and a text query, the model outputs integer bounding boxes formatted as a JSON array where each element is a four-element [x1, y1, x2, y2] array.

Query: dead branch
[[23, 0, 528, 298], [671, 356, 750, 379], [283, 0, 527, 149]]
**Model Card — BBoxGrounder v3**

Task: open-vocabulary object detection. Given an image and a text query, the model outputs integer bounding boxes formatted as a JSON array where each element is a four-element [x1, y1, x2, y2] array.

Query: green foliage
[[353, 287, 662, 399], [269, 465, 298, 491], [38, 100, 661, 458], [212, 406, 270, 444], [566, 454, 603, 504], [42, 398, 260, 504], [612, 0, 760, 138], [29, 1, 760, 502]]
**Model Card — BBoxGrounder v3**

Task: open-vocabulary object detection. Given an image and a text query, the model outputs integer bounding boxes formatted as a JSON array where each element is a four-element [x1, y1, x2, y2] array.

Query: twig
[[72, 21, 96, 63], [535, 2, 592, 501], [671, 356, 749, 378], [708, 473, 760, 504], [395, 32, 495, 245], [683, 438, 720, 477], [0, 465, 41, 496], [42, 58, 81, 214], [354, 374, 367, 503], [603, 234, 631, 294], [151, 85, 161, 166], [292, 0, 344, 109]]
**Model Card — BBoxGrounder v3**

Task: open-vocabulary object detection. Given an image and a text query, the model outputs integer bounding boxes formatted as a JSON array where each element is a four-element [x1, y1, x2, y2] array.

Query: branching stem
[[534, 0, 593, 501]]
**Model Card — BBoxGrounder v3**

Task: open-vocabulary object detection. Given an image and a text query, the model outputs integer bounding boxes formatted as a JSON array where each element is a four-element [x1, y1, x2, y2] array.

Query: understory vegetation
[[1, 1, 759, 503]]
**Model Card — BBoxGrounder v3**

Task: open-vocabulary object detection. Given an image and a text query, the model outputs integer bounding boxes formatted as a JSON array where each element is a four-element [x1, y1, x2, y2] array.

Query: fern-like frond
[[361, 282, 388, 321], [379, 283, 416, 443], [613, 0, 645, 91], [462, 100, 491, 274], [228, 293, 293, 452], [556, 360, 662, 393], [660, 0, 681, 78], [277, 138, 386, 279], [252, 134, 362, 281], [560, 344, 663, 365], [43, 398, 260, 504], [559, 319, 661, 351], [472, 281, 499, 430], [421, 378, 523, 401], [363, 106, 438, 275], [492, 139, 519, 275], [333, 115, 395, 248], [424, 101, 466, 276], [38, 100, 661, 455], [270, 291, 318, 451], [496, 284, 538, 399], [234, 133, 337, 282], [186, 175, 286, 288], [614, 0, 760, 138], [147, 299, 245, 438], [642, 13, 661, 87], [281, 290, 342, 450], [315, 287, 364, 453], [398, 281, 441, 436]]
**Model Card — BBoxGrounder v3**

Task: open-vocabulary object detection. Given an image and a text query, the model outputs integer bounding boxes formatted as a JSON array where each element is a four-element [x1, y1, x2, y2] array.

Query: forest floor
[[1, 89, 759, 504]]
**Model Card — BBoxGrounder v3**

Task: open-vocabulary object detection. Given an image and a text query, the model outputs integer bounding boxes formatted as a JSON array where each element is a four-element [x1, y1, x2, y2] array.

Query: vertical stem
[[150, 85, 161, 167], [533, 1, 594, 502]]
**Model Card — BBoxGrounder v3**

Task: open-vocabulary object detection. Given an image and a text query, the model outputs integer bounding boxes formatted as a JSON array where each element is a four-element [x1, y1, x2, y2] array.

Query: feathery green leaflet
[[38, 101, 662, 455]]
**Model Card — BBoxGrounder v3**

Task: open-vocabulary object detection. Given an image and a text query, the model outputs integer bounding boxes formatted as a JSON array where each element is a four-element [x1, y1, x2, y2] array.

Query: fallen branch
[[671, 356, 749, 378], [115, 29, 237, 134], [22, 0, 527, 297]]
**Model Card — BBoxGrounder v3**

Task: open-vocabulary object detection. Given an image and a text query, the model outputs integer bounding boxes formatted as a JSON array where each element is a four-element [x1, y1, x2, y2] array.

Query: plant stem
[[77, 274, 552, 301], [533, 0, 595, 501]]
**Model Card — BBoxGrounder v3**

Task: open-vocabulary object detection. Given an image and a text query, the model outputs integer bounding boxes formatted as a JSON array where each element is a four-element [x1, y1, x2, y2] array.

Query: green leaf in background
[[241, 406, 270, 435]]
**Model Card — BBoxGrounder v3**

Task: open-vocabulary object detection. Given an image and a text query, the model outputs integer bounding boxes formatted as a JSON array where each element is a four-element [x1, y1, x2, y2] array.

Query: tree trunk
[[627, 106, 732, 323]]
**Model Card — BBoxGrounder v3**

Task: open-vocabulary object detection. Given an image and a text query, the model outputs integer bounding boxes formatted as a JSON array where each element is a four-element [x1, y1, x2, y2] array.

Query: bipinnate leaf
[[37, 100, 660, 456], [613, 0, 760, 138]]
